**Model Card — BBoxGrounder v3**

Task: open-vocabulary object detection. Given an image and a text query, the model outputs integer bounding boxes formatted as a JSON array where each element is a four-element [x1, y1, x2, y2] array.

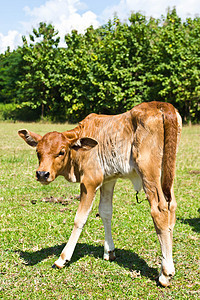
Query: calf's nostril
[[44, 171, 50, 179]]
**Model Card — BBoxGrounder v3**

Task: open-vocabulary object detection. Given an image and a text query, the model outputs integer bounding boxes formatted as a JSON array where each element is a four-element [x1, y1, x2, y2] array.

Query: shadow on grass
[[178, 217, 200, 233], [16, 242, 158, 281]]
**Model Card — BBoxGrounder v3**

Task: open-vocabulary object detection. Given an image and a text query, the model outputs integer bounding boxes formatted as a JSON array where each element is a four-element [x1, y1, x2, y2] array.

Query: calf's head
[[18, 129, 98, 185]]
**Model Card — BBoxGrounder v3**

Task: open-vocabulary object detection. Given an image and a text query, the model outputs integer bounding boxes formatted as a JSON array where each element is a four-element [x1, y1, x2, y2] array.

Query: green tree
[[147, 8, 200, 123], [178, 16, 200, 123], [17, 22, 60, 119], [0, 9, 199, 123], [0, 48, 23, 103], [60, 14, 153, 120]]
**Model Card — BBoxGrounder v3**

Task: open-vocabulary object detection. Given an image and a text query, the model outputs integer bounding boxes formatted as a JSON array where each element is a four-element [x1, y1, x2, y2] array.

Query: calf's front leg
[[54, 182, 96, 268], [99, 180, 116, 261]]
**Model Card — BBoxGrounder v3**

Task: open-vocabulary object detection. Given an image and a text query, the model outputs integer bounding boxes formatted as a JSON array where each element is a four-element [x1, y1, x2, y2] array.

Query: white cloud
[[101, 0, 200, 23], [0, 30, 22, 53], [0, 0, 100, 53], [57, 10, 99, 45], [176, 0, 200, 18], [22, 0, 99, 46]]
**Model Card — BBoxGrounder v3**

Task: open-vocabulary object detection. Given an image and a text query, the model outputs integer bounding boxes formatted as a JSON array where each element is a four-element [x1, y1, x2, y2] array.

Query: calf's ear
[[18, 129, 42, 147], [70, 137, 98, 151]]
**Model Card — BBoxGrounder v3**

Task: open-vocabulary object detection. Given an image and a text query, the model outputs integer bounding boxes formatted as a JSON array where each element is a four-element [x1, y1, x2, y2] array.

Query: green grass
[[0, 122, 199, 299]]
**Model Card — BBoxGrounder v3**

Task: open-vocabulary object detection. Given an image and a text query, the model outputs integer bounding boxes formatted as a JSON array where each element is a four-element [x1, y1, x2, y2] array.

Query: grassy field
[[0, 122, 199, 299]]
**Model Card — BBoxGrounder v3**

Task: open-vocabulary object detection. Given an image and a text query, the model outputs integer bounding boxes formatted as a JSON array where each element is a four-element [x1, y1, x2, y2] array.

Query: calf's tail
[[161, 104, 182, 202]]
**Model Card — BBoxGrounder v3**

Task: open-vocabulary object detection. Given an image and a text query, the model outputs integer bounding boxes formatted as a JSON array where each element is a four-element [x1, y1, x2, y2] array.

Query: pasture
[[0, 122, 199, 299]]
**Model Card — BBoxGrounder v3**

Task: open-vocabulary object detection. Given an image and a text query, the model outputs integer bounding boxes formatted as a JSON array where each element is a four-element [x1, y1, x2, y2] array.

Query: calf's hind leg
[[158, 185, 177, 286], [143, 181, 176, 287]]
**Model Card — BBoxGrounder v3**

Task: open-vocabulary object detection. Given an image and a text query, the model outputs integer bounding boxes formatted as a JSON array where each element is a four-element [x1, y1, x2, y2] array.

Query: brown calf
[[18, 101, 182, 287]]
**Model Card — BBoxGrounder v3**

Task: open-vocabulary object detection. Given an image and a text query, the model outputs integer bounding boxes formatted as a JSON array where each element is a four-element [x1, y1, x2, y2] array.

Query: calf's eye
[[58, 150, 65, 156]]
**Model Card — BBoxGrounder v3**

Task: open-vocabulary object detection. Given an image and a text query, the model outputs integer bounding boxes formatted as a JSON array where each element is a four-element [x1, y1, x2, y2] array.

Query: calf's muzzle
[[36, 171, 50, 181]]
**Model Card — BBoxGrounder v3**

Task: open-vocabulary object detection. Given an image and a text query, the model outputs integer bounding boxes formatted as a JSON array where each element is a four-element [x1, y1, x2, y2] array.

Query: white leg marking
[[157, 230, 175, 286], [54, 193, 95, 268], [54, 226, 82, 268]]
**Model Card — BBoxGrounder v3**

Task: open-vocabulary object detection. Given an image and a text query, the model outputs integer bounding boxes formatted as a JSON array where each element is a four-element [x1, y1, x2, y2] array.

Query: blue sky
[[0, 0, 200, 53]]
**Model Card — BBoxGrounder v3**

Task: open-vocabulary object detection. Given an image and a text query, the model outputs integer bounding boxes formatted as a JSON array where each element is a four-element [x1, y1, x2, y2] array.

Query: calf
[[18, 101, 182, 287]]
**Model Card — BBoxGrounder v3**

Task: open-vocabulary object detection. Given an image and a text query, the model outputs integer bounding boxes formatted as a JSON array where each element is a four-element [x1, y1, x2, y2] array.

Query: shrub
[[0, 103, 40, 121]]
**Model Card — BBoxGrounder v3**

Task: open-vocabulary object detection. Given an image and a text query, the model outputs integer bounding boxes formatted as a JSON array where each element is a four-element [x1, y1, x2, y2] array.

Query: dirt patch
[[189, 170, 200, 175], [31, 194, 80, 205]]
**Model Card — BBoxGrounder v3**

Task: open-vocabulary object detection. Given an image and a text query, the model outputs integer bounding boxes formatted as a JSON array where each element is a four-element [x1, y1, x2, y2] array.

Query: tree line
[[0, 8, 199, 123]]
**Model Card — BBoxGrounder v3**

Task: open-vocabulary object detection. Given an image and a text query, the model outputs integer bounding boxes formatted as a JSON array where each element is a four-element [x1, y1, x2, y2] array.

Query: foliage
[[0, 9, 199, 123], [0, 122, 200, 299], [0, 49, 24, 104], [17, 23, 61, 120], [0, 102, 41, 121], [146, 9, 200, 124]]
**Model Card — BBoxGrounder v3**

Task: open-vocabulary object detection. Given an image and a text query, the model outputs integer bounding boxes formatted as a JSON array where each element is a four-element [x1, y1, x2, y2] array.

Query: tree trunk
[[41, 103, 44, 120], [188, 100, 191, 127]]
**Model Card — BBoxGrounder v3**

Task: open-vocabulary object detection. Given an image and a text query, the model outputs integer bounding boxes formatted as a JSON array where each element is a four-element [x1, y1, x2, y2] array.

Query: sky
[[0, 0, 200, 53]]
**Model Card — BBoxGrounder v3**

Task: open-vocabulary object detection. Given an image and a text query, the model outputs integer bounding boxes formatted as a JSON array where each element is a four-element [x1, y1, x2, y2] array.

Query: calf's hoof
[[104, 250, 116, 261], [158, 273, 173, 287], [159, 260, 175, 287], [53, 257, 68, 269]]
